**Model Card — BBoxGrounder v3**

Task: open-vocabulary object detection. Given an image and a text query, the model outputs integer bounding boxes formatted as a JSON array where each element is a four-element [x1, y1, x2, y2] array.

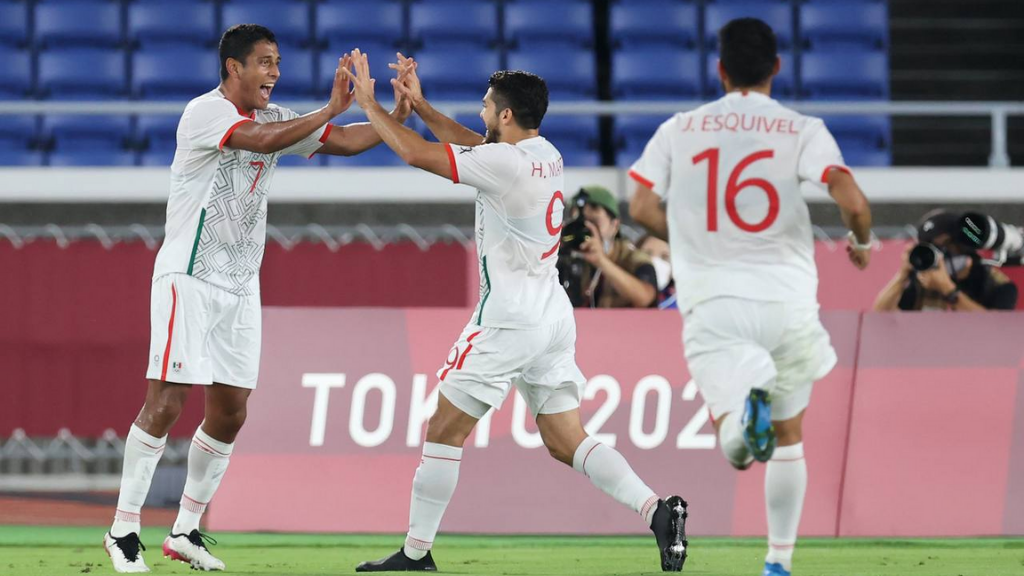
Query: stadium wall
[[202, 308, 1024, 538]]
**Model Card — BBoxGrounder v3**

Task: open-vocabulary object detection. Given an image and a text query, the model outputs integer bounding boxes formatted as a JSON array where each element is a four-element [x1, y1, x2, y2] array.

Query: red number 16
[[693, 148, 779, 233]]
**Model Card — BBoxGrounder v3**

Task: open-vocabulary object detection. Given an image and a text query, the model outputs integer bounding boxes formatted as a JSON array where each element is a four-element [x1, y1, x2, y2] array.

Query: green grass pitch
[[1, 526, 1021, 576]]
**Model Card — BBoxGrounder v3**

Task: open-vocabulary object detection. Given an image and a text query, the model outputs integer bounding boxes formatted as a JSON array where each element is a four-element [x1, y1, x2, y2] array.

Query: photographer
[[873, 210, 1018, 312], [557, 186, 658, 308]]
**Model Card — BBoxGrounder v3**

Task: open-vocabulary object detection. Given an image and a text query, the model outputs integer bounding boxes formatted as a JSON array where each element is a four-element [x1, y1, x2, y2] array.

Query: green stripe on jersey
[[186, 208, 207, 276], [476, 255, 491, 325]]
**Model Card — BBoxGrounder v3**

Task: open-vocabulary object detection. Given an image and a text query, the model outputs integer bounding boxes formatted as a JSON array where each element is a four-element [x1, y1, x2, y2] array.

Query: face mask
[[944, 254, 970, 277], [651, 257, 672, 291]]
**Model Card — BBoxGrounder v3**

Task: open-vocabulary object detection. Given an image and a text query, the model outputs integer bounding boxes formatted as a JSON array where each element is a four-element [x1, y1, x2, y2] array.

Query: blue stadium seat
[[801, 51, 888, 99], [48, 150, 138, 167], [705, 51, 795, 98], [132, 48, 219, 99], [277, 153, 321, 167], [0, 150, 45, 166], [44, 114, 133, 152], [800, 1, 888, 50], [0, 2, 29, 47], [0, 116, 38, 151], [614, 114, 665, 167], [1, 48, 33, 99], [705, 1, 793, 49], [559, 144, 602, 167], [505, 0, 593, 48], [323, 145, 406, 166], [410, 1, 498, 48], [541, 115, 600, 150], [507, 49, 596, 100], [820, 114, 891, 151], [128, 2, 217, 47], [35, 2, 122, 48], [136, 115, 180, 153], [610, 1, 698, 48], [412, 49, 500, 100], [841, 148, 891, 167], [318, 44, 403, 98], [317, 1, 404, 49], [272, 48, 316, 99], [224, 1, 312, 47], [140, 148, 175, 167], [39, 49, 128, 99], [612, 48, 701, 100]]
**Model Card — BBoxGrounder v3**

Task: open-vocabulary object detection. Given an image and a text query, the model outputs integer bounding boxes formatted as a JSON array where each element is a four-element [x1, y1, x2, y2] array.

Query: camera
[[557, 189, 594, 307], [956, 212, 1024, 266], [908, 243, 944, 271], [559, 190, 592, 254]]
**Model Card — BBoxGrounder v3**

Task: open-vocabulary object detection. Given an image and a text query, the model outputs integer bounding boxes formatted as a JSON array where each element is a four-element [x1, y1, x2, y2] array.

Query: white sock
[[404, 442, 462, 561], [172, 425, 234, 535], [718, 412, 751, 468], [111, 424, 167, 537], [765, 442, 806, 571], [572, 436, 659, 526]]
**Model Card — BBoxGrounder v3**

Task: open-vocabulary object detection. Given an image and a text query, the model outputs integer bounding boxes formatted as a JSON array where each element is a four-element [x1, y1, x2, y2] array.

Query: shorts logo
[[153, 355, 160, 365], [172, 361, 183, 373]]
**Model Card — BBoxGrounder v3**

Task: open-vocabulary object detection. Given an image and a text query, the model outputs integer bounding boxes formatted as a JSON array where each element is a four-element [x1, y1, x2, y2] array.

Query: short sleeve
[[798, 118, 850, 185], [445, 142, 519, 196], [185, 98, 253, 152], [628, 117, 675, 198], [277, 106, 332, 158]]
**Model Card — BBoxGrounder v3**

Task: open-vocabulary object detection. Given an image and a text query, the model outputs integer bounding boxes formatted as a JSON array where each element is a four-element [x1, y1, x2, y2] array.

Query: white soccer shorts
[[437, 316, 587, 419], [146, 273, 261, 389], [683, 297, 836, 421]]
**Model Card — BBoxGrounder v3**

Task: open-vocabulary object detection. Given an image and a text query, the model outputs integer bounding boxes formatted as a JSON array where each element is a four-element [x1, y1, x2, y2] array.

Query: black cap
[[916, 209, 959, 244]]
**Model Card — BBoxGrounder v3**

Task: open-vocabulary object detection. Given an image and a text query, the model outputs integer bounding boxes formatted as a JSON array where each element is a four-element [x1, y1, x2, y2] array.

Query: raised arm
[[391, 54, 484, 147], [226, 56, 354, 154], [343, 49, 453, 179], [827, 168, 873, 270]]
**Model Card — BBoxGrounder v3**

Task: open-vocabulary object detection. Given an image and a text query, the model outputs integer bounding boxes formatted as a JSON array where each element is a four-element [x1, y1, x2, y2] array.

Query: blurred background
[[2, 0, 1024, 544]]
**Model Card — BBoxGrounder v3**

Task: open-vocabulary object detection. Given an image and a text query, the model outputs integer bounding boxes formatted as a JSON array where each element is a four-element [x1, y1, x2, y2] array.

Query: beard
[[484, 124, 501, 144]]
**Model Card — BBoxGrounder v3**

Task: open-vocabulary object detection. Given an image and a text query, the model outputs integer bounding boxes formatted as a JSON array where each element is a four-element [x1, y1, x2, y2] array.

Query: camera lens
[[909, 243, 942, 271]]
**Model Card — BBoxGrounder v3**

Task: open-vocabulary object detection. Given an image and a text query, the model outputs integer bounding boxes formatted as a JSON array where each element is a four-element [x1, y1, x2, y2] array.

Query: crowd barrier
[[204, 308, 1024, 537]]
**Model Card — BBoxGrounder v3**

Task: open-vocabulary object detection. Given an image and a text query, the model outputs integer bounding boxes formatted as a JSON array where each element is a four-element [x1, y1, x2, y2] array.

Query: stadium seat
[[614, 114, 666, 167], [412, 49, 501, 100], [610, 1, 699, 48], [317, 1, 404, 49], [0, 2, 29, 47], [223, 1, 312, 47], [507, 49, 596, 99], [136, 115, 180, 153], [505, 0, 593, 49], [0, 150, 45, 166], [140, 148, 175, 167], [270, 48, 316, 99], [819, 114, 891, 151], [44, 114, 133, 152], [410, 0, 498, 48], [35, 2, 122, 48], [705, 51, 795, 98], [541, 115, 600, 150], [1, 47, 33, 99], [558, 144, 602, 167], [704, 1, 793, 49], [800, 1, 888, 50], [801, 51, 889, 99], [612, 48, 701, 100], [317, 44, 403, 98], [277, 153, 321, 167], [323, 145, 405, 167], [0, 116, 39, 151], [128, 2, 217, 47], [840, 147, 891, 167], [39, 49, 128, 99], [48, 150, 138, 167], [132, 48, 219, 99]]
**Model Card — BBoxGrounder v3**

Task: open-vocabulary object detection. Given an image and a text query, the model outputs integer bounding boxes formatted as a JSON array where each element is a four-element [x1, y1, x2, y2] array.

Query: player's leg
[[356, 390, 481, 572], [761, 387, 811, 576]]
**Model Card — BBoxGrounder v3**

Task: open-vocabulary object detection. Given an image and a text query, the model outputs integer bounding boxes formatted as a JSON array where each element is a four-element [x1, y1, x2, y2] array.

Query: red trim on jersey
[[820, 164, 852, 183], [308, 124, 335, 159], [628, 169, 655, 190], [219, 118, 253, 151], [444, 143, 460, 183], [541, 241, 560, 260], [159, 283, 178, 381], [232, 102, 255, 120]]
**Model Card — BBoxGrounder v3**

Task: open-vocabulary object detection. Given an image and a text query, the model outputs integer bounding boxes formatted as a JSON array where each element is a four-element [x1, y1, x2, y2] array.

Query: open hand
[[389, 52, 424, 108], [326, 54, 355, 116], [339, 48, 376, 110]]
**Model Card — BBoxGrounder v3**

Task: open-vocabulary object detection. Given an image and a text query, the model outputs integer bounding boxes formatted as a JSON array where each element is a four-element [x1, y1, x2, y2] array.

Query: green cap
[[577, 185, 620, 219]]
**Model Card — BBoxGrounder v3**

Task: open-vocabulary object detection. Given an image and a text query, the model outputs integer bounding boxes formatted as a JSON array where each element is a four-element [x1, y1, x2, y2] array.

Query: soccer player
[[341, 50, 689, 573], [103, 26, 412, 573], [629, 19, 873, 576]]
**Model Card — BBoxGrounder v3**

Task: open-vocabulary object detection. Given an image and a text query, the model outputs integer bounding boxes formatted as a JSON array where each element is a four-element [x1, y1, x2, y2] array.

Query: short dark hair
[[219, 24, 277, 81], [487, 70, 548, 130], [718, 18, 778, 88]]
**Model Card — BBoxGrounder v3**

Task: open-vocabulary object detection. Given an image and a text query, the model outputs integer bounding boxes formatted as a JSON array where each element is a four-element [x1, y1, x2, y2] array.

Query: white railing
[[3, 99, 1024, 167]]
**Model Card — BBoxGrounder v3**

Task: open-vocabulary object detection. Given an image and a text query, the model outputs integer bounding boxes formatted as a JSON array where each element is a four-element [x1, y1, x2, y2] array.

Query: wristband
[[847, 231, 873, 251]]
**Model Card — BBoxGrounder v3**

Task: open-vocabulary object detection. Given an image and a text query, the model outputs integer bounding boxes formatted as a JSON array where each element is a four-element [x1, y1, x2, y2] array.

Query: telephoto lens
[[909, 243, 943, 271]]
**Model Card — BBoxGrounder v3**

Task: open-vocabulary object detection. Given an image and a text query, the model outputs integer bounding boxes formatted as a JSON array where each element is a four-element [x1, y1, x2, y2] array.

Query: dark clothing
[[563, 238, 659, 308], [898, 257, 1018, 310]]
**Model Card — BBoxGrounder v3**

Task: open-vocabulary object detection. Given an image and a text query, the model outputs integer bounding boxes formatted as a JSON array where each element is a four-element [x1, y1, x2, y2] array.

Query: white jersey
[[445, 136, 574, 329], [152, 89, 331, 295], [629, 91, 849, 313]]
